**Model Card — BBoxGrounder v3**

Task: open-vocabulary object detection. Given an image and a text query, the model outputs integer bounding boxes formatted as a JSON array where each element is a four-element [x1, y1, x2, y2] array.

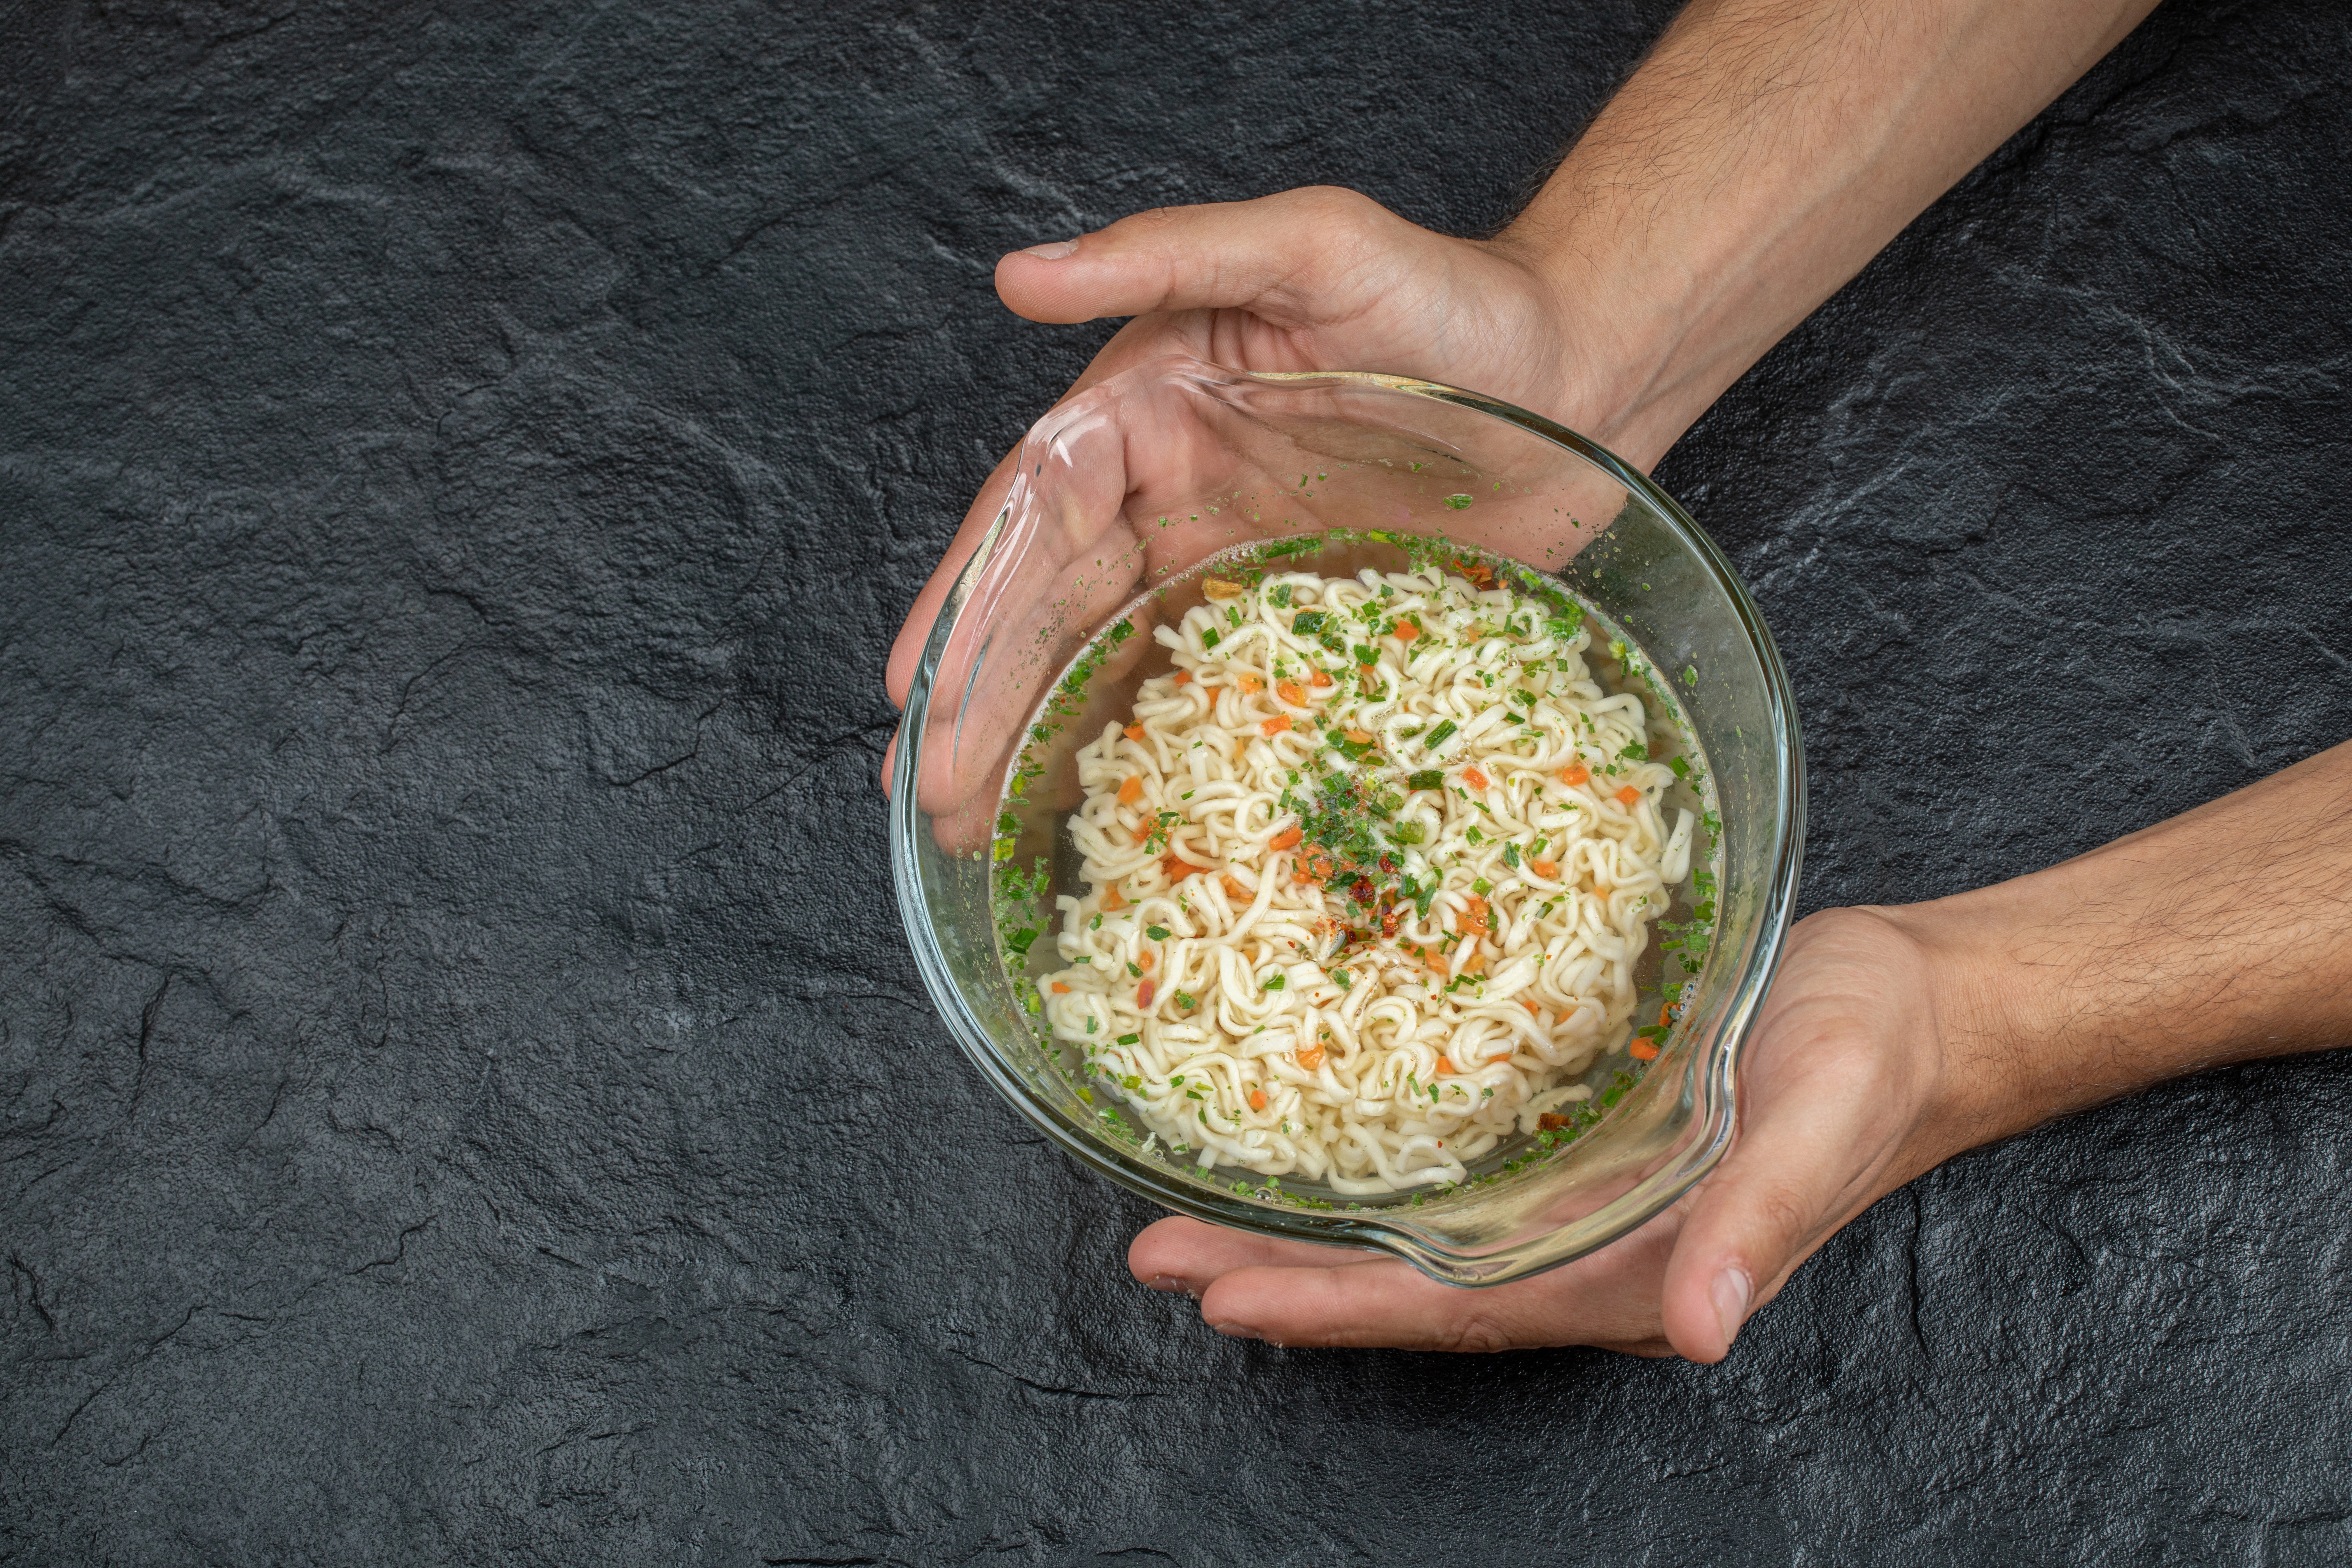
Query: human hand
[[887, 0, 2171, 730], [882, 187, 1639, 724], [1127, 904, 1995, 1360]]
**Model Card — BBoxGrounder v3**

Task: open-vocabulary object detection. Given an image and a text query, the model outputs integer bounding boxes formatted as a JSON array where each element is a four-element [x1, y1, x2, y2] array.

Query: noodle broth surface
[[993, 540, 1716, 1198]]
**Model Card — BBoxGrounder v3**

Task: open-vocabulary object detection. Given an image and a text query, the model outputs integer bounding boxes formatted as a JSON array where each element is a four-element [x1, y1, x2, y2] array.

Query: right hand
[[1125, 903, 2006, 1359], [884, 186, 1644, 730]]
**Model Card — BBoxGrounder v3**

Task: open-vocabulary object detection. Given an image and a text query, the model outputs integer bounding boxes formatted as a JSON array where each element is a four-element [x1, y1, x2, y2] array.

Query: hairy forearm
[[1890, 740, 2352, 1150], [1505, 0, 2161, 465]]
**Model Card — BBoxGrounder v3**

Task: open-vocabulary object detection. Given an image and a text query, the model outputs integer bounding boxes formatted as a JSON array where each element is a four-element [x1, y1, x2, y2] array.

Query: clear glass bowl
[[891, 356, 1803, 1286]]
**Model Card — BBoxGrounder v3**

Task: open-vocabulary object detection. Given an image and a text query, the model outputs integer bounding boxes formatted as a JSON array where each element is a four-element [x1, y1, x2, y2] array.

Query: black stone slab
[[4, 1, 2348, 1562]]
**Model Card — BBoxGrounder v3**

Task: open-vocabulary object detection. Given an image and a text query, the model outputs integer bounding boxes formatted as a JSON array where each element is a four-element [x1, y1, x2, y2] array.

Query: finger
[[1128, 1215, 1372, 1292], [995, 186, 1420, 329], [1196, 1245, 1672, 1354], [884, 444, 1023, 714], [1658, 910, 1954, 1363], [1657, 1051, 1929, 1363]]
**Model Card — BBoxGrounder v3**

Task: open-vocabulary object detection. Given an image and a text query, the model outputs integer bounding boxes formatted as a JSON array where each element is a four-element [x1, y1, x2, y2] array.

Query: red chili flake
[[1538, 1113, 1575, 1132], [1379, 905, 1400, 939], [1350, 877, 1376, 905], [1136, 980, 1156, 1008]]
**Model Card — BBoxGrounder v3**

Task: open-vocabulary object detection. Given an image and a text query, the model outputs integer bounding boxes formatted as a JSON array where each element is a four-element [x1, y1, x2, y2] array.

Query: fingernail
[[1710, 1267, 1754, 1352], [1208, 1321, 1263, 1342], [1020, 238, 1079, 260], [1144, 1273, 1198, 1298]]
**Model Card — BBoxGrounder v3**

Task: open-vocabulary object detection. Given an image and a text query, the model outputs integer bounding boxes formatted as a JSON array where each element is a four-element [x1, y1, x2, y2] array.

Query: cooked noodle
[[1035, 564, 1694, 1193]]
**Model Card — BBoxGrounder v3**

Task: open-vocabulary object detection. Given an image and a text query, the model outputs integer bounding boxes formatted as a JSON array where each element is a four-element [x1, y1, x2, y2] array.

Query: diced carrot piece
[[1136, 980, 1155, 1008], [1630, 1039, 1660, 1062], [1294, 848, 1334, 886], [1615, 784, 1642, 806], [1117, 776, 1143, 805], [1309, 670, 1333, 688], [1659, 1003, 1673, 1027], [1248, 1088, 1268, 1112], [1461, 948, 1487, 976], [1559, 763, 1589, 786], [1394, 620, 1420, 643], [1522, 999, 1539, 1015], [1238, 674, 1264, 694], [1203, 578, 1245, 600], [1261, 714, 1291, 736], [1102, 885, 1125, 910], [1220, 873, 1249, 902], [1163, 854, 1210, 881], [1460, 896, 1490, 936], [1436, 1056, 1456, 1075], [1276, 680, 1307, 706], [1268, 826, 1303, 851], [1462, 767, 1489, 791], [1124, 724, 1144, 741], [1138, 950, 1156, 972], [1173, 671, 1193, 686], [1531, 859, 1558, 879], [1050, 982, 1070, 994], [1295, 1044, 1325, 1071]]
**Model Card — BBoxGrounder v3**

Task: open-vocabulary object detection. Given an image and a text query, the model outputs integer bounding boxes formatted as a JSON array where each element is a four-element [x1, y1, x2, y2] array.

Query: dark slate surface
[[4, 0, 2349, 1561]]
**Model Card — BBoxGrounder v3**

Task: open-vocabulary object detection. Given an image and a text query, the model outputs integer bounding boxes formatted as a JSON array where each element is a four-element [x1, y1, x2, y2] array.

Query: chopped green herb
[[1116, 1032, 1141, 1045], [1262, 974, 1286, 992], [1407, 769, 1444, 791], [1443, 495, 1472, 510], [1146, 925, 1171, 941], [1290, 610, 1326, 635], [1423, 720, 1457, 748]]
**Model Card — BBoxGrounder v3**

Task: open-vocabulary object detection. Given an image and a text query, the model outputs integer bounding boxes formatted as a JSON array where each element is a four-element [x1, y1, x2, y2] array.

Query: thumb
[[1655, 1154, 1824, 1364], [994, 186, 1419, 327], [1656, 1091, 1912, 1364]]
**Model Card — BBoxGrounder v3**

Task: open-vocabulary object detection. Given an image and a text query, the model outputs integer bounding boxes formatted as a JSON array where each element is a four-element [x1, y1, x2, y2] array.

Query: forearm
[[1892, 739, 2352, 1152], [1505, 0, 2161, 467]]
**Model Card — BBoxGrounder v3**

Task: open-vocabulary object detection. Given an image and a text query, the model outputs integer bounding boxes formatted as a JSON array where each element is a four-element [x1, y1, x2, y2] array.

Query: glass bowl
[[891, 356, 1803, 1287]]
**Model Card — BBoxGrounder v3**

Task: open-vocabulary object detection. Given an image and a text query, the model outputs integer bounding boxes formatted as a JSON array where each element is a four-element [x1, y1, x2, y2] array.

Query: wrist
[[1486, 205, 1747, 474], [1862, 892, 2052, 1165]]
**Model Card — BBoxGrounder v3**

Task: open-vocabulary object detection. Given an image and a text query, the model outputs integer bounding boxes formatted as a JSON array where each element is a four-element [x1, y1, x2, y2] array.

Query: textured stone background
[[4, 0, 2349, 1561]]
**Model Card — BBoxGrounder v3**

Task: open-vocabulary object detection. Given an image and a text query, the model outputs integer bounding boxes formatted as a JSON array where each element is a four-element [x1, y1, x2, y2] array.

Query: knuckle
[[1289, 185, 1386, 243], [1432, 1308, 1521, 1354], [1746, 1181, 1816, 1250]]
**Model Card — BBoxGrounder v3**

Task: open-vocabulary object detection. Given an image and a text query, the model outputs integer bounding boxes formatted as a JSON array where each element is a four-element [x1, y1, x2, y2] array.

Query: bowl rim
[[892, 359, 1806, 1287]]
